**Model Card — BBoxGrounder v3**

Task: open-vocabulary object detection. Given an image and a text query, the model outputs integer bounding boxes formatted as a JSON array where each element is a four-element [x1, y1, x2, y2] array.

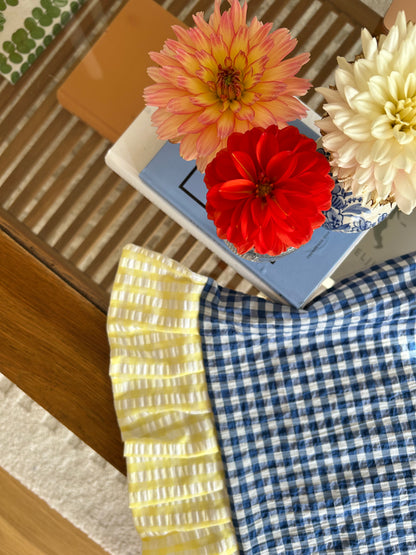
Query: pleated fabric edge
[[107, 244, 239, 555]]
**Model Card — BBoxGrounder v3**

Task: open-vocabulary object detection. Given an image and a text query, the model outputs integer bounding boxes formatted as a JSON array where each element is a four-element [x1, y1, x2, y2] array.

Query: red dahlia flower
[[204, 125, 334, 256]]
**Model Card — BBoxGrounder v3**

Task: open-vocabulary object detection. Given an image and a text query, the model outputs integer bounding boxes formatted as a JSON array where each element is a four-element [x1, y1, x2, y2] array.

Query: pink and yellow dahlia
[[144, 0, 311, 170]]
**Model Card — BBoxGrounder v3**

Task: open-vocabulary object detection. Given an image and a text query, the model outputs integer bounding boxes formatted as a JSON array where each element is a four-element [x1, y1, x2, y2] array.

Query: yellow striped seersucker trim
[[107, 244, 239, 554]]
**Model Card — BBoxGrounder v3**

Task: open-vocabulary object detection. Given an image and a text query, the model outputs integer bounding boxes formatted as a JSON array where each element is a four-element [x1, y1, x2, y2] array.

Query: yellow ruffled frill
[[107, 245, 239, 554]]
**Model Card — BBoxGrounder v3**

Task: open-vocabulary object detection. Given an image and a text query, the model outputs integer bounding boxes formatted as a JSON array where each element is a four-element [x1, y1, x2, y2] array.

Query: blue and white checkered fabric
[[199, 253, 416, 554]]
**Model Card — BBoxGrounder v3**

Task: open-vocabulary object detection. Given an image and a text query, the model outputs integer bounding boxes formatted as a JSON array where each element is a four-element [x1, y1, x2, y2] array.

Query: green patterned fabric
[[0, 0, 86, 83]]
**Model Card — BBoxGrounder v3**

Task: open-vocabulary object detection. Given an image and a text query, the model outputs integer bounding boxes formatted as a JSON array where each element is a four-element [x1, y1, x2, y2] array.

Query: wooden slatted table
[[0, 0, 383, 318]]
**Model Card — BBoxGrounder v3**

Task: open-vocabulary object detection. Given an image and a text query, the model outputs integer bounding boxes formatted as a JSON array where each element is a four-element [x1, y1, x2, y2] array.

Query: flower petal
[[178, 114, 207, 134], [240, 199, 257, 240], [219, 179, 255, 199], [251, 80, 287, 101], [256, 130, 279, 171], [265, 151, 298, 181], [196, 125, 221, 157], [231, 150, 258, 181], [198, 103, 223, 125], [190, 91, 219, 107], [144, 84, 188, 107], [179, 133, 198, 161], [339, 115, 373, 141], [151, 111, 186, 140], [217, 109, 236, 139], [371, 115, 395, 140], [233, 102, 256, 121], [167, 96, 202, 114], [230, 26, 249, 61], [205, 150, 239, 184]]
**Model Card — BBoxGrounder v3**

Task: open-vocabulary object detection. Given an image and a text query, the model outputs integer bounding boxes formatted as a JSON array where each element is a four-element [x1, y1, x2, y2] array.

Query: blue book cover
[[139, 122, 366, 308]]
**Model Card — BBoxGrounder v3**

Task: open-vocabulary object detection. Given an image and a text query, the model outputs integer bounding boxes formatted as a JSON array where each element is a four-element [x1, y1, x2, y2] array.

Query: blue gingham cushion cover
[[199, 253, 416, 554]]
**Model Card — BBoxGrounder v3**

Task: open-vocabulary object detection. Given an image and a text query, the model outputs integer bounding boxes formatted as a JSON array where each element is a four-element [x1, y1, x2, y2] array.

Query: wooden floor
[[0, 467, 108, 555]]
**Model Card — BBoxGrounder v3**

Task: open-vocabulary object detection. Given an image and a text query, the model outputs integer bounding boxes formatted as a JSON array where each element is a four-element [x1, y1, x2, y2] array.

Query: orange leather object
[[384, 0, 416, 28], [57, 0, 184, 142]]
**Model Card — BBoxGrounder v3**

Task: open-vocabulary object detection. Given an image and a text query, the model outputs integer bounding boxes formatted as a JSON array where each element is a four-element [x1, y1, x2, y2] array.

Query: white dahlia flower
[[316, 11, 416, 214]]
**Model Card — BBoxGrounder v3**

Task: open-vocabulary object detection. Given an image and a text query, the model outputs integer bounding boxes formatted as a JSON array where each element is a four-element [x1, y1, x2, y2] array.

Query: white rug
[[0, 372, 141, 554]]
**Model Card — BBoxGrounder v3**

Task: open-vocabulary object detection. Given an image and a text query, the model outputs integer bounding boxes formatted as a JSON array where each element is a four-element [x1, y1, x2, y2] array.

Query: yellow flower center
[[216, 64, 242, 102], [385, 96, 416, 135]]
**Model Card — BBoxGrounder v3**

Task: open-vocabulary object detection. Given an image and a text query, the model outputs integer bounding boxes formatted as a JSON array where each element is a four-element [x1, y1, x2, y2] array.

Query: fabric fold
[[107, 244, 239, 555]]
